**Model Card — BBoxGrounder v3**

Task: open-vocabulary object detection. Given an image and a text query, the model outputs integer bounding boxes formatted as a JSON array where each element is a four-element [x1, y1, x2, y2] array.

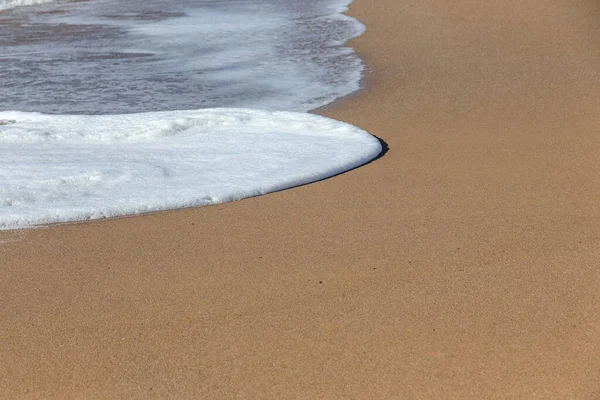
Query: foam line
[[0, 108, 381, 230]]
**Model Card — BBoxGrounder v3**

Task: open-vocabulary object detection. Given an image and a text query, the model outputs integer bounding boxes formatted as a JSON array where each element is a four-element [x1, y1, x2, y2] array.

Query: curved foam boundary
[[0, 108, 381, 230]]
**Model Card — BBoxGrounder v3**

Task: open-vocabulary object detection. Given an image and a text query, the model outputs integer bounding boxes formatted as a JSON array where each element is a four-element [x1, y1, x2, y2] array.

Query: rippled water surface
[[0, 0, 364, 114]]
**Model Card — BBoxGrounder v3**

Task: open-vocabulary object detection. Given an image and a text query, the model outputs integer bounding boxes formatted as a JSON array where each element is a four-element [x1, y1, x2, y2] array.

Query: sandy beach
[[2, 0, 600, 398]]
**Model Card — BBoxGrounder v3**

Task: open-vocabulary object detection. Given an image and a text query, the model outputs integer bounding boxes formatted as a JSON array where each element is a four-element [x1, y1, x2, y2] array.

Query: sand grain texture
[[2, 0, 600, 398]]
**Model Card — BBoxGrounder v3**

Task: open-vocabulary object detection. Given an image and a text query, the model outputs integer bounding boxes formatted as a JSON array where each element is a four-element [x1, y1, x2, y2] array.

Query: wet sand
[[2, 0, 600, 398]]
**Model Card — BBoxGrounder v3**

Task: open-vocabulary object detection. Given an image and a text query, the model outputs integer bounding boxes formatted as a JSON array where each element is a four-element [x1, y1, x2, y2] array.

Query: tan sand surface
[[2, 0, 600, 398]]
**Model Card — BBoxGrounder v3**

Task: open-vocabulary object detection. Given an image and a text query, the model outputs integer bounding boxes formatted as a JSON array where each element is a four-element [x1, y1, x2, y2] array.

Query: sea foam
[[0, 109, 381, 230]]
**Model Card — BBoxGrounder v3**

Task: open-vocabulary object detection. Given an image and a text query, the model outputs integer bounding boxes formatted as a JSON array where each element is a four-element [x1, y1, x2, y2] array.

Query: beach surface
[[2, 0, 600, 398]]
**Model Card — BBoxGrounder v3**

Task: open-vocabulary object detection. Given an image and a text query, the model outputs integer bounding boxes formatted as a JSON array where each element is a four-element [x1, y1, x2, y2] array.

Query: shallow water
[[0, 0, 364, 114]]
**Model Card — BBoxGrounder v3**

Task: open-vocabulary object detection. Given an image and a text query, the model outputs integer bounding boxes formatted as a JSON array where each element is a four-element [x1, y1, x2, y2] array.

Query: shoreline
[[3, 0, 600, 398], [0, 0, 373, 232]]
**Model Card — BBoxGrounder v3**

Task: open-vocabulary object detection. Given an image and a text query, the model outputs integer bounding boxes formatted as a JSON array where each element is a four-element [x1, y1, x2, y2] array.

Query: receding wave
[[0, 0, 54, 10], [1, 0, 364, 114]]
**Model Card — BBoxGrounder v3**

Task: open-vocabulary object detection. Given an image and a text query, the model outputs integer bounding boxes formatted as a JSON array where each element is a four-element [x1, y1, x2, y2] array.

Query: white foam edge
[[0, 108, 381, 230]]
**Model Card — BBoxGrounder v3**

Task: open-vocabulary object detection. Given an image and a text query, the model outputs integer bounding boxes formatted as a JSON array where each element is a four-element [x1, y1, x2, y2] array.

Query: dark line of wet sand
[[2, 0, 600, 397]]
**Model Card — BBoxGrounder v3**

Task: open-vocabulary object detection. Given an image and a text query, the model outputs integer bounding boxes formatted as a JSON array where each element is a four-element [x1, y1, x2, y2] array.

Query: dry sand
[[2, 0, 600, 398]]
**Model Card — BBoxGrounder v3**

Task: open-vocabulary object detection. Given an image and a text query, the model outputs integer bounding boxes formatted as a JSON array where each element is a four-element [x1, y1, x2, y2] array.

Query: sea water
[[1, 0, 365, 113], [0, 0, 379, 229]]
